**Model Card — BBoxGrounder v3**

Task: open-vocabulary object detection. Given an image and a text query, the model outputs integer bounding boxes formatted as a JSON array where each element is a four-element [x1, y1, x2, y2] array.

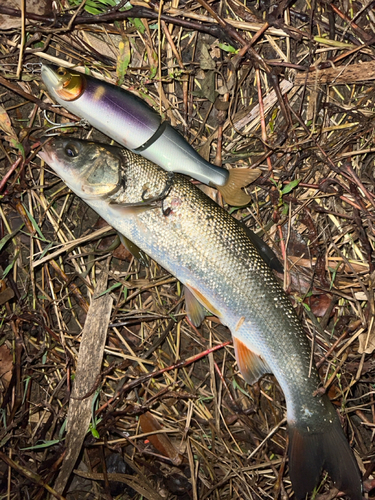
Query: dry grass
[[0, 0, 375, 498]]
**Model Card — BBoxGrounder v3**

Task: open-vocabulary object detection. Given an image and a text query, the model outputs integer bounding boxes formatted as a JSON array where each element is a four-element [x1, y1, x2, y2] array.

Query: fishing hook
[[43, 109, 90, 136], [24, 62, 42, 74]]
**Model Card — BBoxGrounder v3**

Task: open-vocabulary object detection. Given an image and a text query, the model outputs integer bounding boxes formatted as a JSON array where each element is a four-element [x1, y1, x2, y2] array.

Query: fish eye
[[57, 67, 67, 76], [64, 143, 79, 158]]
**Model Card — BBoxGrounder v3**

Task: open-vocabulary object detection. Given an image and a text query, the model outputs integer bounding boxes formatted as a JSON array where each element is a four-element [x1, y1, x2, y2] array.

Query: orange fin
[[233, 336, 271, 385], [288, 411, 362, 499], [185, 284, 221, 318], [215, 168, 261, 206], [184, 286, 206, 327]]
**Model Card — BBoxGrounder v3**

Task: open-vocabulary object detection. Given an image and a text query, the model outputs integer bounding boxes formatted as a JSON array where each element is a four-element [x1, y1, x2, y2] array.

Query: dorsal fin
[[233, 336, 272, 385]]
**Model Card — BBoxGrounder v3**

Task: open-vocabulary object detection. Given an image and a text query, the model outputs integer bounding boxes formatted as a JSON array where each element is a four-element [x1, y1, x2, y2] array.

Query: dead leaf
[[0, 344, 13, 390], [305, 294, 333, 318], [0, 104, 25, 158], [0, 287, 15, 305], [0, 0, 52, 30], [0, 104, 17, 140], [358, 329, 375, 354], [139, 412, 183, 465], [194, 71, 218, 103], [199, 43, 216, 70]]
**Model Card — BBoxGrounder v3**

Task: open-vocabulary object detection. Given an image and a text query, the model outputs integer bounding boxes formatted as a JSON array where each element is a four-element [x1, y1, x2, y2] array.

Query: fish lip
[[38, 137, 56, 163], [38, 148, 55, 165], [38, 150, 49, 163]]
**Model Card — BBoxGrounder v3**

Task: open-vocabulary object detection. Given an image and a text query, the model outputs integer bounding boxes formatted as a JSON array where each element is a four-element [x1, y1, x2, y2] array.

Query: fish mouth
[[38, 138, 57, 164], [38, 137, 74, 187], [37, 150, 49, 163]]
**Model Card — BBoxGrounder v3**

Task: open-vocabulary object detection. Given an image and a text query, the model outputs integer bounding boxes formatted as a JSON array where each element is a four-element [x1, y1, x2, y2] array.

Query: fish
[[41, 63, 261, 206], [39, 138, 361, 499]]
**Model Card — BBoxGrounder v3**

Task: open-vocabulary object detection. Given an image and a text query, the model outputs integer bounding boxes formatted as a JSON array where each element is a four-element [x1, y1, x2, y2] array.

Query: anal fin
[[184, 286, 206, 327], [233, 336, 272, 385]]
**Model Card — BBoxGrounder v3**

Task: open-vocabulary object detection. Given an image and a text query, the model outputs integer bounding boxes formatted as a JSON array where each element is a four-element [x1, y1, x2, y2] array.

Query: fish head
[[41, 63, 85, 101], [39, 138, 123, 200]]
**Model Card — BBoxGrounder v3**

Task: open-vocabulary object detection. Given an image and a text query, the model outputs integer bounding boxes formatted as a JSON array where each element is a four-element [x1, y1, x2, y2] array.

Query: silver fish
[[39, 138, 361, 499]]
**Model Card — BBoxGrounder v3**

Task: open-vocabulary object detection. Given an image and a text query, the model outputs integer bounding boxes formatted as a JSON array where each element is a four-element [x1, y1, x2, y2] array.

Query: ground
[[0, 0, 374, 499]]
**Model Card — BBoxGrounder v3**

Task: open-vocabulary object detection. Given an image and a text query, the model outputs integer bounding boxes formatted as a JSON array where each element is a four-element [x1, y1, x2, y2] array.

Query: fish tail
[[215, 168, 261, 206], [288, 417, 362, 499]]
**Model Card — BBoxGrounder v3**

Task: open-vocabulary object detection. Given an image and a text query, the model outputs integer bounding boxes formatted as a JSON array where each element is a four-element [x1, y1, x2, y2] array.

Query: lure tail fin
[[215, 168, 261, 206], [288, 418, 362, 500]]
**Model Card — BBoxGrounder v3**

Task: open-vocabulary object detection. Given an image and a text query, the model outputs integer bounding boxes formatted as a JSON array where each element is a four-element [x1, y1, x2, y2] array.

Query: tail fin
[[215, 168, 261, 206], [288, 419, 361, 499]]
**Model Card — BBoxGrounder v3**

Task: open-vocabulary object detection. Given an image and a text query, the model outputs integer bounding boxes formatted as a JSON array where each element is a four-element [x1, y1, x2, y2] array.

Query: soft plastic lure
[[41, 63, 260, 206]]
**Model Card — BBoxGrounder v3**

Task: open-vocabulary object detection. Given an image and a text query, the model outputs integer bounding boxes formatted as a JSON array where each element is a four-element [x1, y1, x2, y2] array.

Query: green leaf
[[84, 5, 102, 14], [269, 108, 278, 133], [232, 378, 252, 398], [116, 37, 131, 86], [281, 179, 300, 195], [96, 282, 122, 297], [21, 440, 60, 451], [37, 242, 54, 261], [149, 60, 158, 79], [23, 205, 48, 242], [0, 224, 24, 252], [129, 17, 146, 33], [218, 43, 238, 54], [10, 138, 25, 159], [89, 424, 100, 439], [2, 255, 17, 279], [22, 376, 31, 405], [228, 206, 241, 214], [59, 418, 68, 439], [281, 202, 289, 216]]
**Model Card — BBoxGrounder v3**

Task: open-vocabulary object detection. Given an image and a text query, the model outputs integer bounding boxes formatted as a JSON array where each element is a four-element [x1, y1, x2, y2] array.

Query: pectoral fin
[[185, 284, 221, 318], [233, 336, 272, 385], [118, 234, 149, 267], [111, 201, 158, 216], [184, 286, 206, 327]]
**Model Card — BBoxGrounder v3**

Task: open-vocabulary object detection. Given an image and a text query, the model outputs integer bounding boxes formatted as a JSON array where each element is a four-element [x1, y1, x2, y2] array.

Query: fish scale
[[40, 138, 361, 499]]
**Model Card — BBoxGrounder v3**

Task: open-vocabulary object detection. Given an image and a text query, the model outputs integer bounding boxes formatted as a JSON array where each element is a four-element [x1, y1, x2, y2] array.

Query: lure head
[[39, 138, 123, 200], [41, 64, 85, 101]]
